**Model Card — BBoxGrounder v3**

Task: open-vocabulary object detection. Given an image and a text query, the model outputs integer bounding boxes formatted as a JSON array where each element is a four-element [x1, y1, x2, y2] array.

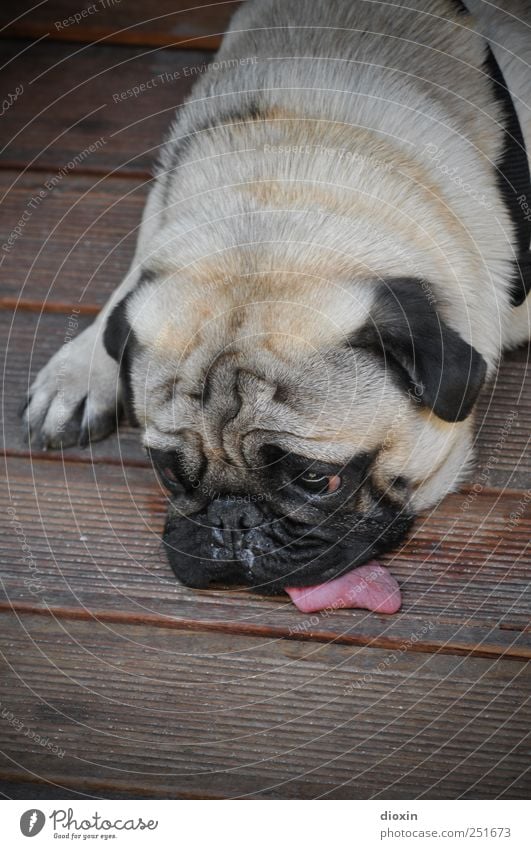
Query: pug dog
[[22, 0, 531, 601]]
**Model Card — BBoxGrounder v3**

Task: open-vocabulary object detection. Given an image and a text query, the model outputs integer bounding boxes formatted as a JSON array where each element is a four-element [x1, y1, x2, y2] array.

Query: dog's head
[[104, 271, 486, 593]]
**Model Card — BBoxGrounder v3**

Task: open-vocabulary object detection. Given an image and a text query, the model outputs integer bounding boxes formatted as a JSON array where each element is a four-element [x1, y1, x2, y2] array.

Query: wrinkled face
[[104, 270, 485, 593], [152, 443, 413, 593]]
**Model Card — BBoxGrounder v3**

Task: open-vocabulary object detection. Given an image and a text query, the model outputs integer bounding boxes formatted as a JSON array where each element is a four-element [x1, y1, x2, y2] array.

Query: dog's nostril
[[238, 513, 254, 530]]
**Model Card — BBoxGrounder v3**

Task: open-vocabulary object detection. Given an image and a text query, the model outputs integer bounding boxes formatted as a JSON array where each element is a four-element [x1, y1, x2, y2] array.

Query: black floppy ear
[[103, 294, 133, 364], [353, 278, 487, 422], [103, 293, 139, 426]]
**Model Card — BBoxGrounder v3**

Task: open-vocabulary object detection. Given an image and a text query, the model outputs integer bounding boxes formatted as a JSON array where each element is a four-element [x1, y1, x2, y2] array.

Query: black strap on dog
[[454, 0, 531, 305]]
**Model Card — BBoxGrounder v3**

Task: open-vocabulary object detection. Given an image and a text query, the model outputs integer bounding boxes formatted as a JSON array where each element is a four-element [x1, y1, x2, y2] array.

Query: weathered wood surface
[[1, 455, 529, 656], [0, 14, 529, 800], [0, 171, 147, 309], [0, 612, 528, 799], [0, 40, 209, 175], [0, 1, 236, 50]]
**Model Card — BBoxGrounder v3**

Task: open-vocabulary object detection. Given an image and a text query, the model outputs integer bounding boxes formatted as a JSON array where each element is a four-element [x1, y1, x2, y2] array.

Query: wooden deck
[[0, 1, 529, 800]]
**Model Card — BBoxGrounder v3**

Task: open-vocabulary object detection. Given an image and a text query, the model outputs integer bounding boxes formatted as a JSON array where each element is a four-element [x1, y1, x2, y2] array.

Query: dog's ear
[[103, 294, 133, 365], [352, 278, 487, 422], [103, 293, 139, 426]]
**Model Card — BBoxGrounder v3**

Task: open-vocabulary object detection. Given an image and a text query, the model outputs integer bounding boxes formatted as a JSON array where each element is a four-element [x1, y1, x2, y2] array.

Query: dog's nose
[[206, 496, 262, 531]]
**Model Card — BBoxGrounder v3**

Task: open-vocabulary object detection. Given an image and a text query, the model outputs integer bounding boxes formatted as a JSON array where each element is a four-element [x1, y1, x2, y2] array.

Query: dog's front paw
[[21, 324, 121, 449]]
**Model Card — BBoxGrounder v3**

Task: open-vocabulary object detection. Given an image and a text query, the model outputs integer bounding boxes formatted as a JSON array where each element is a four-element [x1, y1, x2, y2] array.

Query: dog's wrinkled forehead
[[128, 271, 374, 351], [125, 274, 399, 460]]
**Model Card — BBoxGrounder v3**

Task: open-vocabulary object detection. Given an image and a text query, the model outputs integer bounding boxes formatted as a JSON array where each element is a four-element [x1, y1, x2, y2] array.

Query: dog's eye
[[298, 472, 342, 495], [156, 465, 184, 493], [161, 466, 178, 484], [148, 449, 186, 494]]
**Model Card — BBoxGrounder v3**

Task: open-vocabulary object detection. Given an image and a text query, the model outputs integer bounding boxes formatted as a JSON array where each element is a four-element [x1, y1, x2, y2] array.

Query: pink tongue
[[285, 561, 401, 614]]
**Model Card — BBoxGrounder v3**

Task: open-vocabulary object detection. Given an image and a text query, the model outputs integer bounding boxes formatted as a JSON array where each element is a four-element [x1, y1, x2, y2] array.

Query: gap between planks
[[0, 601, 529, 661], [0, 27, 223, 52], [0, 770, 225, 800]]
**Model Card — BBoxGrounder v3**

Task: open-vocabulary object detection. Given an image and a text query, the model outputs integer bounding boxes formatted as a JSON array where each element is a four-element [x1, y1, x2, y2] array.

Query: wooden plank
[[0, 1, 237, 51], [2, 308, 530, 486], [0, 40, 210, 175], [0, 612, 528, 799], [0, 456, 529, 654], [0, 777, 165, 799], [0, 171, 146, 308]]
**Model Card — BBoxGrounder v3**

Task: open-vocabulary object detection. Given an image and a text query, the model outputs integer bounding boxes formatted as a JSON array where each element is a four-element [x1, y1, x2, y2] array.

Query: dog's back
[[157, 0, 524, 369]]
